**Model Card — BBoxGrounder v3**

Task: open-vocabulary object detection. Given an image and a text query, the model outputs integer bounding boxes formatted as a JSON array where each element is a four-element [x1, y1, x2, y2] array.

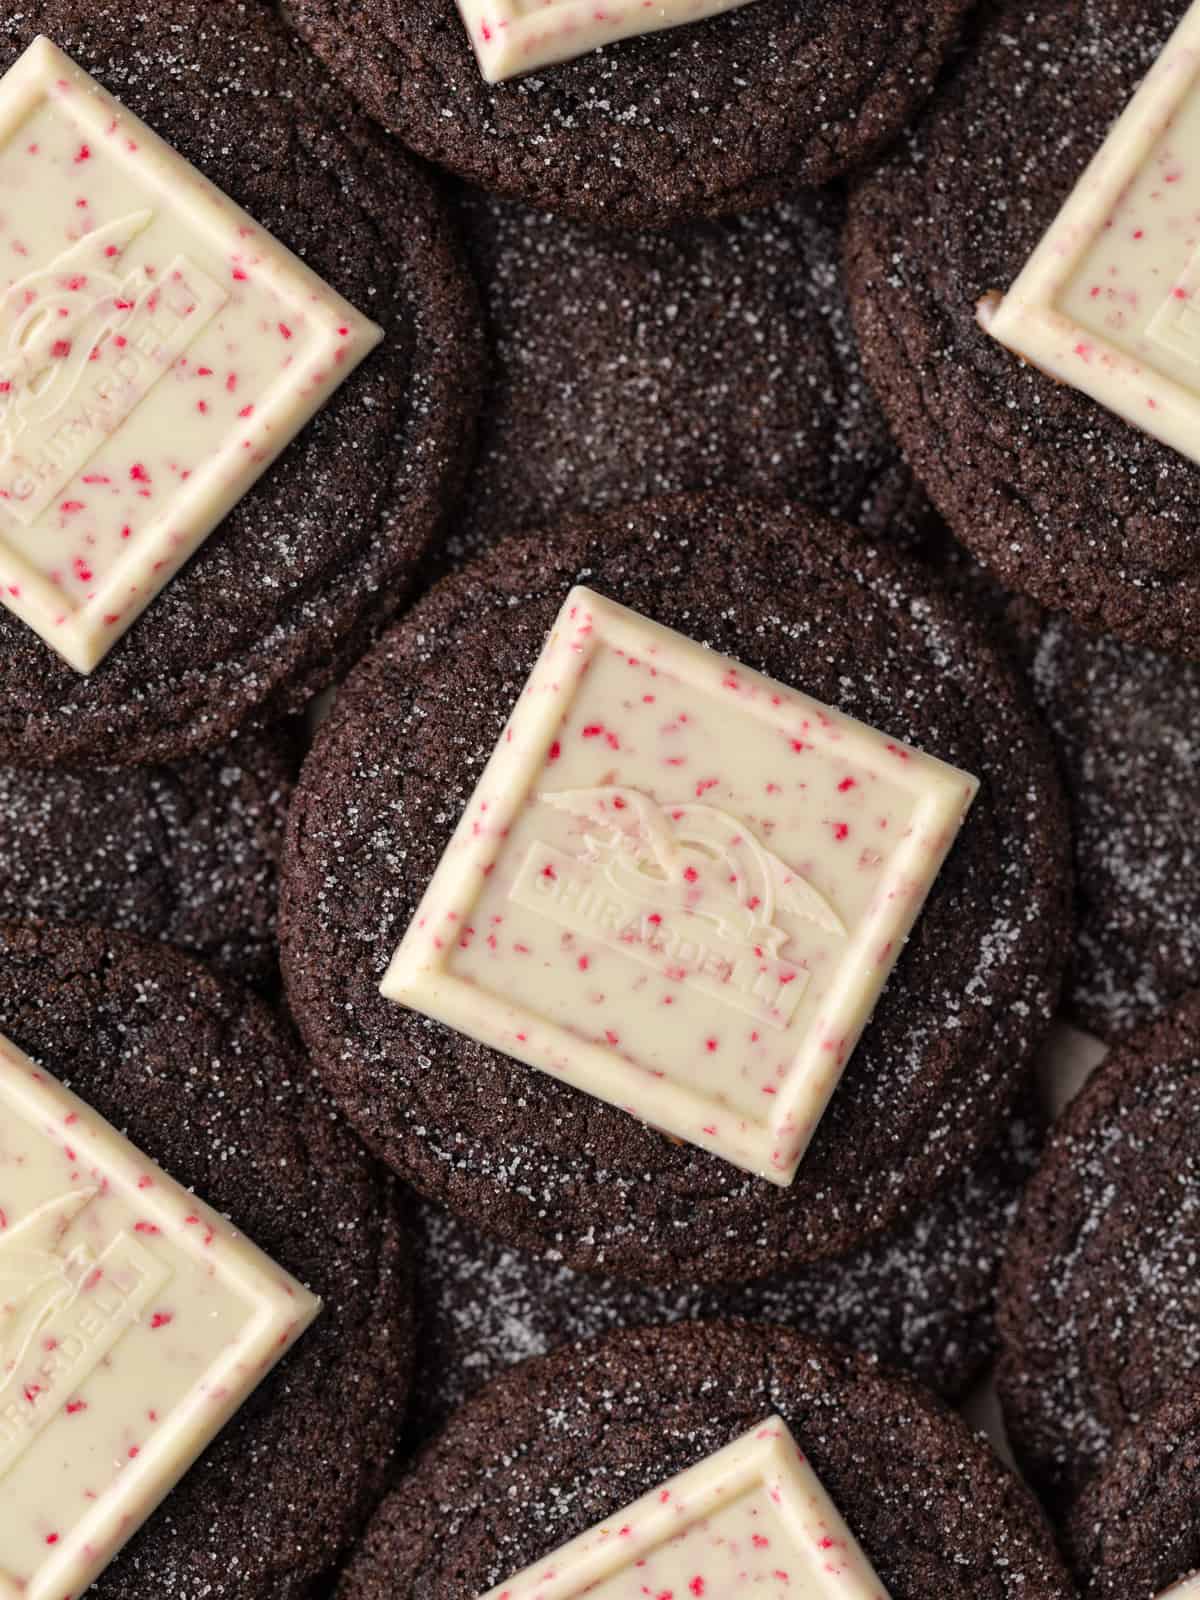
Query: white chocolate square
[[982, 0, 1200, 466], [0, 1031, 320, 1600], [454, 0, 757, 83], [381, 587, 978, 1186], [1157, 1580, 1200, 1600], [477, 1415, 891, 1600], [0, 37, 381, 674]]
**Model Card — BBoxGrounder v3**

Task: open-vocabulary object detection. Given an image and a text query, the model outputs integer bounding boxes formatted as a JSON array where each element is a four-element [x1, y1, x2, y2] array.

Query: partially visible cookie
[[0, 3, 480, 767], [447, 185, 928, 561], [0, 727, 296, 984], [0, 921, 413, 1598], [1027, 619, 1200, 1038], [915, 528, 1200, 1040], [404, 1096, 1042, 1443], [282, 0, 975, 227], [281, 492, 1071, 1285], [846, 0, 1200, 655], [1065, 1383, 1200, 1600], [998, 993, 1200, 1510], [339, 1323, 1076, 1600]]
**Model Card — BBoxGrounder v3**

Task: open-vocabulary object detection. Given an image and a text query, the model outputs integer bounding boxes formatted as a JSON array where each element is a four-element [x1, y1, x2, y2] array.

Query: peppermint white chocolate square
[[1159, 1581, 1200, 1600], [477, 1415, 891, 1600], [381, 587, 978, 1186], [981, 0, 1200, 466], [454, 0, 757, 83], [0, 37, 381, 674], [0, 1031, 320, 1600]]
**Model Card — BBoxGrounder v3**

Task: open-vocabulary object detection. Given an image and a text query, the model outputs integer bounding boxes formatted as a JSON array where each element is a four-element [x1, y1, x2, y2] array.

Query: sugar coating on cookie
[[381, 585, 977, 1186], [0, 36, 380, 673], [454, 0, 757, 82], [982, 0, 1200, 466], [0, 1030, 320, 1600], [478, 1415, 890, 1600]]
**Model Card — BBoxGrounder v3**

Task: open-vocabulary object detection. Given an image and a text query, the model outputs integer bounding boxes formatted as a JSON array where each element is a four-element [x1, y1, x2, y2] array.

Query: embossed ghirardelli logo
[[0, 210, 228, 526], [0, 1188, 171, 1481], [510, 786, 845, 1030], [0, 1189, 99, 1381]]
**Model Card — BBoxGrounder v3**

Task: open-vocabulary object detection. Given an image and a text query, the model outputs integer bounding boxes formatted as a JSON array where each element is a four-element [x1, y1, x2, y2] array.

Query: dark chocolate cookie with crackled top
[[1065, 1383, 1200, 1600], [403, 1095, 1042, 1444], [997, 992, 1200, 1511], [0, 920, 413, 1598], [0, 724, 296, 983], [445, 183, 929, 563], [0, 2, 480, 767], [338, 1323, 1077, 1600], [281, 0, 976, 229], [280, 491, 1070, 1285], [846, 0, 1200, 656]]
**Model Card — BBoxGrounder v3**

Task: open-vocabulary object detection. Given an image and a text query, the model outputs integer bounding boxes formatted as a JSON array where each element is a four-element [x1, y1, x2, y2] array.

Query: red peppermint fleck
[[74, 143, 90, 163]]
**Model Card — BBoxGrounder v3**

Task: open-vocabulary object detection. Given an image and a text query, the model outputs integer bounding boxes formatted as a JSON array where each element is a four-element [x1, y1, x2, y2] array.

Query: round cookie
[[1065, 1384, 1200, 1600], [0, 724, 296, 984], [404, 1097, 1043, 1444], [846, 0, 1200, 656], [0, 920, 413, 1598], [445, 184, 929, 563], [339, 1323, 1076, 1600], [997, 993, 1200, 1510], [280, 492, 1071, 1285], [0, 3, 481, 768], [281, 0, 976, 228]]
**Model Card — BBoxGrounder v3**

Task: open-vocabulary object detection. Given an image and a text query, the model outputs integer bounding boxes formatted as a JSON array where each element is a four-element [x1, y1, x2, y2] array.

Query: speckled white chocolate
[[0, 1031, 320, 1600], [0, 37, 381, 674], [454, 0, 757, 83], [478, 1415, 890, 1600], [982, 0, 1200, 466], [381, 587, 978, 1186], [1157, 1580, 1200, 1600]]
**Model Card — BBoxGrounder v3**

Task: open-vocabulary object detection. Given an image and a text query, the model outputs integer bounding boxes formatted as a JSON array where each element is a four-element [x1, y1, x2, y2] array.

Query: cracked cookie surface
[[282, 0, 974, 227], [281, 492, 1070, 1284]]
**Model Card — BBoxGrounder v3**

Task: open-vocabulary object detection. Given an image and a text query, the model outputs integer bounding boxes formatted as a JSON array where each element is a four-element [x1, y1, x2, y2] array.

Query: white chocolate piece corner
[[381, 586, 978, 1187], [0, 37, 381, 673], [982, 0, 1200, 467], [454, 0, 757, 83], [1157, 1579, 1200, 1600], [477, 1415, 891, 1600], [0, 1031, 320, 1599]]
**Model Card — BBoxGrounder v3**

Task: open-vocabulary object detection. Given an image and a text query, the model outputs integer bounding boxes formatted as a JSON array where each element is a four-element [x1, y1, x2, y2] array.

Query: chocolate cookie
[[445, 184, 928, 563], [846, 0, 1200, 655], [339, 1322, 1076, 1600], [0, 2, 480, 768], [1065, 1383, 1200, 1600], [997, 993, 1200, 1510], [0, 725, 295, 983], [282, 0, 975, 228], [913, 527, 1200, 1040], [404, 1097, 1042, 1443], [280, 492, 1071, 1284], [0, 920, 413, 1597], [1027, 618, 1200, 1038]]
